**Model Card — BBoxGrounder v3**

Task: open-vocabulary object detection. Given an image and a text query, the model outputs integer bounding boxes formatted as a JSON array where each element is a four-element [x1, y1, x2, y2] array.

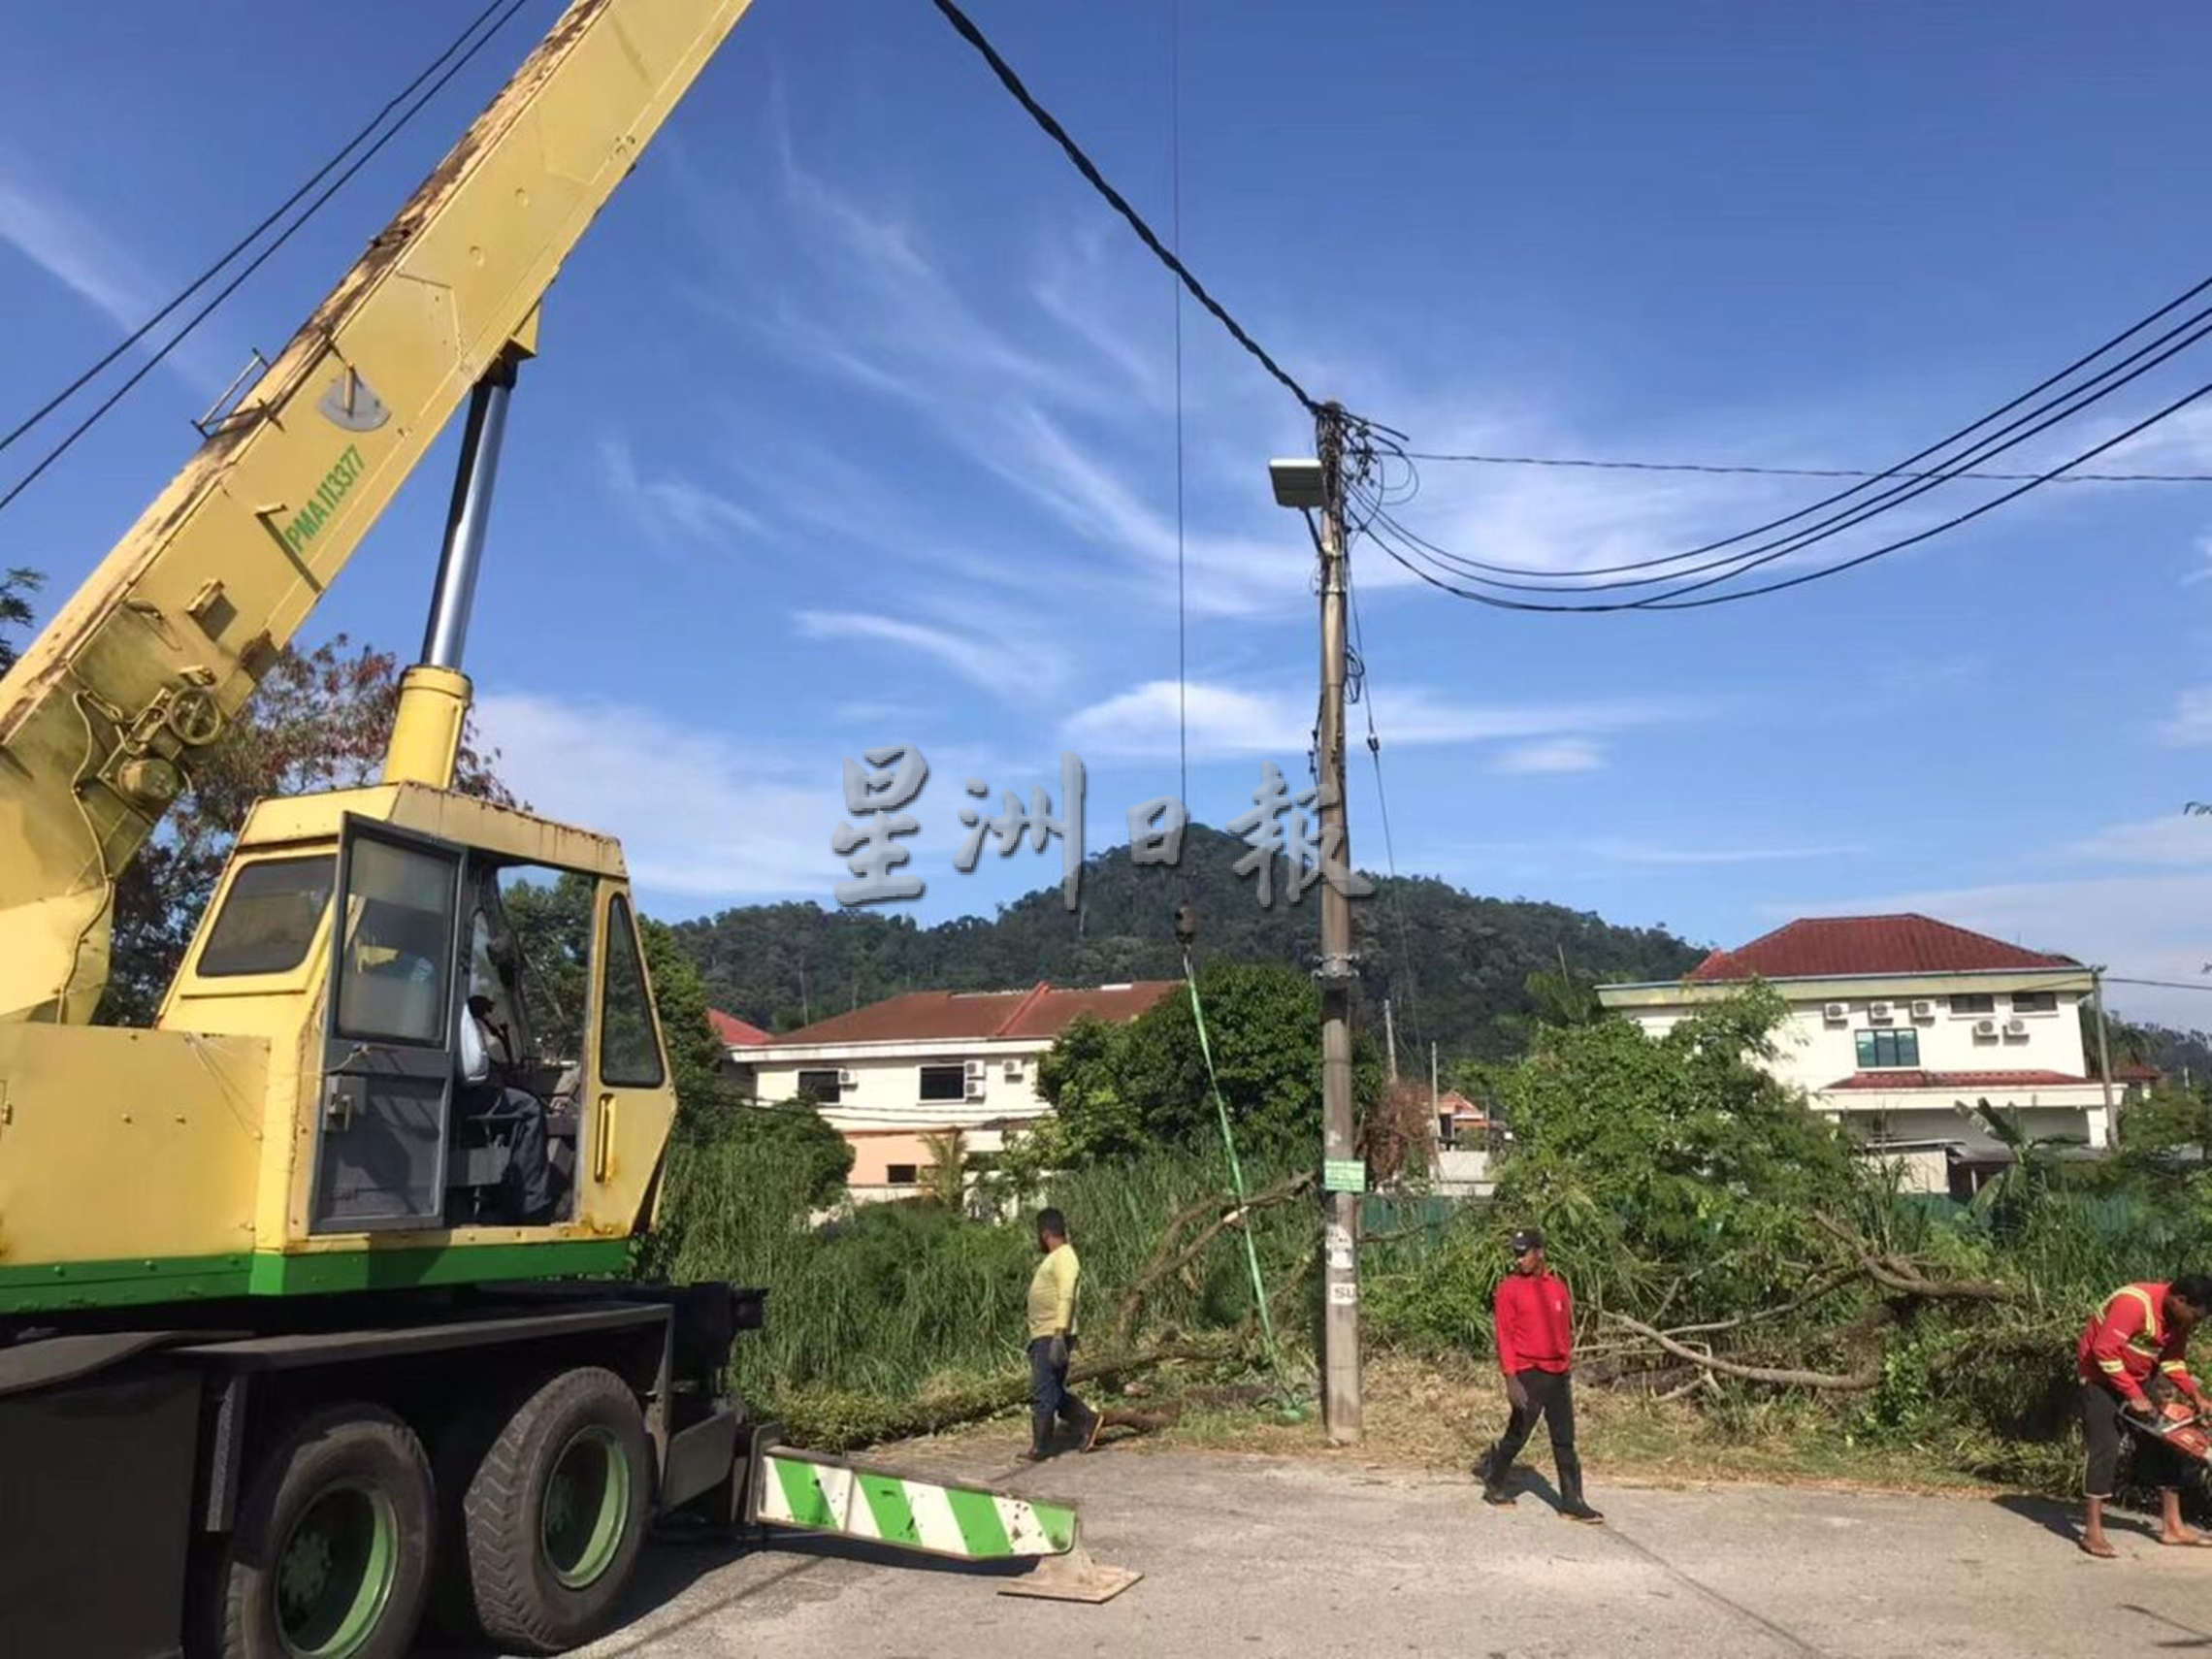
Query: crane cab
[[0, 783, 677, 1314]]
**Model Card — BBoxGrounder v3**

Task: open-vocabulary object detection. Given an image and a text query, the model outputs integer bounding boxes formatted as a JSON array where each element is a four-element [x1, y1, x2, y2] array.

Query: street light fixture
[[1269, 457, 1325, 511]]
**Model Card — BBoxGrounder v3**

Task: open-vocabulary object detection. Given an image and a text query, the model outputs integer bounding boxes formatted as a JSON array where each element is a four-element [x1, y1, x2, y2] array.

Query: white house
[[1597, 914, 2119, 1197], [724, 981, 1176, 1203]]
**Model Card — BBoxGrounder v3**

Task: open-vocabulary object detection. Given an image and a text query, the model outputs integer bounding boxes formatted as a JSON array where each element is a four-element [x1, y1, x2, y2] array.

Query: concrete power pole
[[1315, 404, 1362, 1446], [1383, 998, 1399, 1083]]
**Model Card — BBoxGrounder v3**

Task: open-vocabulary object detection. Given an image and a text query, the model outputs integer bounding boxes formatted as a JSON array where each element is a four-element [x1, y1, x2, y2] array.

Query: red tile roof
[[2113, 1062, 2164, 1083], [1824, 1069, 2095, 1091], [708, 1009, 772, 1047], [1438, 1090, 1486, 1122], [1688, 915, 2076, 984], [763, 981, 1177, 1047]]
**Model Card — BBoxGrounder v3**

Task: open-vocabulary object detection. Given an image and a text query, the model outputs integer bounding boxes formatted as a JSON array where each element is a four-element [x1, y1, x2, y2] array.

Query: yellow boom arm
[[0, 0, 755, 1024]]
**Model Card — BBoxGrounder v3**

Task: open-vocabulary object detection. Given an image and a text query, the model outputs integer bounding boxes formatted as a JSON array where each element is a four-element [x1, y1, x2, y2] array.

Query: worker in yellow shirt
[[1023, 1208, 1102, 1461]]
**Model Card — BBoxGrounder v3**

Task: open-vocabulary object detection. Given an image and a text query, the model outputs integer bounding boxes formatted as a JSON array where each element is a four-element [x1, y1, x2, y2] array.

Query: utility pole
[[1314, 404, 1362, 1446], [1383, 998, 1399, 1083], [1269, 408, 1363, 1446], [2091, 967, 2116, 1141]]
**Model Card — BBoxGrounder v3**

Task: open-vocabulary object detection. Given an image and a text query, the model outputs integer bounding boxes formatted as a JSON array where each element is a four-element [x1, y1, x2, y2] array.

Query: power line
[[2107, 977, 2212, 995], [927, 0, 1322, 415], [1403, 451, 2212, 486], [0, 0, 518, 463], [0, 0, 534, 518], [1357, 301, 2212, 601], [1347, 568, 1422, 1065], [1360, 278, 2212, 589], [1359, 371, 2212, 612], [1170, 0, 1187, 813]]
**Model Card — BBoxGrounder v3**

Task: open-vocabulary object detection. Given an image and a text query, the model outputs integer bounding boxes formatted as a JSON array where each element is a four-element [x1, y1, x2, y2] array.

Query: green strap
[[1184, 950, 1289, 1387]]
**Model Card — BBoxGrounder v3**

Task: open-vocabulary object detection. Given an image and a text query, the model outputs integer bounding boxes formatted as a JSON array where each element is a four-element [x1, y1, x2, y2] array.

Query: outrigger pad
[[997, 1544, 1143, 1605]]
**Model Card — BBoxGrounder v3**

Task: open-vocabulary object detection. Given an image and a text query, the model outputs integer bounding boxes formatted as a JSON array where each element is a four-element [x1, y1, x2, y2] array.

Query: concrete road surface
[[463, 1448, 2212, 1658]]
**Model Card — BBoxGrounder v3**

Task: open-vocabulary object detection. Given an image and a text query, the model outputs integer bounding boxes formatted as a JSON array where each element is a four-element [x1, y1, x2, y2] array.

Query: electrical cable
[[1370, 272, 2212, 584], [1354, 301, 2212, 597], [1402, 451, 2212, 486], [1352, 305, 2212, 599], [0, 0, 517, 462], [1357, 371, 2212, 613], [0, 0, 535, 518], [1170, 0, 1187, 816], [1347, 569, 1423, 1071], [927, 0, 1324, 415]]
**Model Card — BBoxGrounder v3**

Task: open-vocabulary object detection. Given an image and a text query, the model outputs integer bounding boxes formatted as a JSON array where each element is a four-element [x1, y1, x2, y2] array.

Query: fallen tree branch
[[1113, 1171, 1316, 1346], [1603, 1313, 1881, 1392], [1812, 1214, 2015, 1303]]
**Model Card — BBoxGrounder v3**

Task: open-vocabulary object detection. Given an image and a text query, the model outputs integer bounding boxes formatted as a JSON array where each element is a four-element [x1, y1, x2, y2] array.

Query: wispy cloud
[[1061, 676, 1701, 763], [597, 436, 763, 548], [1591, 837, 1865, 866], [1493, 737, 1605, 774], [474, 691, 833, 900], [2160, 687, 2212, 746], [2060, 814, 2212, 868], [0, 159, 227, 391], [794, 608, 1067, 698], [0, 166, 160, 331]]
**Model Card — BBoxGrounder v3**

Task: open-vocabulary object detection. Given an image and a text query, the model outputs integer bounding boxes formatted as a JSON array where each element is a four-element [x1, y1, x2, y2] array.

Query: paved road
[[463, 1448, 2212, 1658]]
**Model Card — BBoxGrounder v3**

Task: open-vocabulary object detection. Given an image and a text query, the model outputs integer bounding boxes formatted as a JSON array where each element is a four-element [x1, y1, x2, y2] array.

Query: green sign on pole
[[1323, 1158, 1367, 1194]]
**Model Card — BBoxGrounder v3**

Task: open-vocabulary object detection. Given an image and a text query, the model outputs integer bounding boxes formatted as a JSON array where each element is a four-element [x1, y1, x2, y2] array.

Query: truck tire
[[204, 1403, 433, 1659], [453, 1366, 652, 1654]]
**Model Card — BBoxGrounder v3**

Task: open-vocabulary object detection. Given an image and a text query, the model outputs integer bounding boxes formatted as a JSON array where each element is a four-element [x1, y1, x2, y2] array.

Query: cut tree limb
[[1812, 1214, 2015, 1303], [1112, 1171, 1316, 1347], [1603, 1313, 1881, 1392]]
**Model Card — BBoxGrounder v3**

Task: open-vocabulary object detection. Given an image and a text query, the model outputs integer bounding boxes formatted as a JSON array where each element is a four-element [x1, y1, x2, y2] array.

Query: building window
[[1948, 993, 1995, 1016], [919, 1063, 968, 1102], [797, 1068, 842, 1105], [2011, 992, 2058, 1015], [886, 1163, 919, 1186], [1855, 1029, 1921, 1069]]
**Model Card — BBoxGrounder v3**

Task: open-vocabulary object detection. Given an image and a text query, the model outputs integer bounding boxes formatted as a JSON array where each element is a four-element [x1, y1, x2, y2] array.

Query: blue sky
[[7, 2, 2212, 1025]]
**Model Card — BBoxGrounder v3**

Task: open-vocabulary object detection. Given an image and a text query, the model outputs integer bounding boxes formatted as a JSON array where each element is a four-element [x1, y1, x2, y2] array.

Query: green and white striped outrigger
[[753, 1447, 1078, 1561]]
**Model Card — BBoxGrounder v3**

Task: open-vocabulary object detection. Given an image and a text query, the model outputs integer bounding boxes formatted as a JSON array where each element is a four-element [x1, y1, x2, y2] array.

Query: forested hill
[[669, 825, 1706, 1061]]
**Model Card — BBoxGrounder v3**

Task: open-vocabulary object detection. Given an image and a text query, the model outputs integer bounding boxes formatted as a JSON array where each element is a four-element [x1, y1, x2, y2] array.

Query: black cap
[[1510, 1227, 1544, 1255]]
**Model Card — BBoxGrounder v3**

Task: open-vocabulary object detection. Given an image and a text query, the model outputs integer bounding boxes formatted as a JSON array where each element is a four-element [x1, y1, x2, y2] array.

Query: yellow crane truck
[[0, 6, 1093, 1655]]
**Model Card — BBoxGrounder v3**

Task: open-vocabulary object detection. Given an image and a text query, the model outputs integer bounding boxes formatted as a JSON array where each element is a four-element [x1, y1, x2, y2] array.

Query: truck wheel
[[455, 1366, 652, 1654], [208, 1403, 433, 1659]]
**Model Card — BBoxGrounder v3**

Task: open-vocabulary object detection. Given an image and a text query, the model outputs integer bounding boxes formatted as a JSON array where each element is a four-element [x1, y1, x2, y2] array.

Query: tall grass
[[651, 1135, 1318, 1446]]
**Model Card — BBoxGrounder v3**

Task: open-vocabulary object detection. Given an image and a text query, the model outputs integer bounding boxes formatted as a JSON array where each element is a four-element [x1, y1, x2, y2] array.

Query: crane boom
[[0, 0, 755, 1024]]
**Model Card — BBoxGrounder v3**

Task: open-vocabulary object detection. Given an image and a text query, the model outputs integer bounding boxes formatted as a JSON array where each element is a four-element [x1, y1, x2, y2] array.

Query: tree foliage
[[1491, 986, 1868, 1322], [671, 825, 1703, 1062], [0, 566, 40, 673], [102, 636, 511, 1024], [1036, 959, 1384, 1166]]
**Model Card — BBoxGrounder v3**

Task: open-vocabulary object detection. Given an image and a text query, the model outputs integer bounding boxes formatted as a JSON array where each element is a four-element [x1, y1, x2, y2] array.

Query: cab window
[[198, 855, 336, 977], [334, 838, 458, 1047], [598, 895, 665, 1089]]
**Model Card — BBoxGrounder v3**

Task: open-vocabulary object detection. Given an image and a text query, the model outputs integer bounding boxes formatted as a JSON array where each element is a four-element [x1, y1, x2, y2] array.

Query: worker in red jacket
[[1475, 1227, 1602, 1523], [2076, 1274, 2212, 1557]]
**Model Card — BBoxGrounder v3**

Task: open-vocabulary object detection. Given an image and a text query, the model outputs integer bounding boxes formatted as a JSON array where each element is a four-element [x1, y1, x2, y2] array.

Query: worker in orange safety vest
[[2076, 1274, 2212, 1558]]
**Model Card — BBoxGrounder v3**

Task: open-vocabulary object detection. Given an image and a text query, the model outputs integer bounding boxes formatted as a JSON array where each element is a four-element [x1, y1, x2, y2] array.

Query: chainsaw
[[2130, 1383, 2212, 1463]]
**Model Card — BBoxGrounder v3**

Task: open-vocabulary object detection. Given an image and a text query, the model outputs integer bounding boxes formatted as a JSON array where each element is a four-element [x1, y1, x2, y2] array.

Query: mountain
[[668, 825, 1706, 1062]]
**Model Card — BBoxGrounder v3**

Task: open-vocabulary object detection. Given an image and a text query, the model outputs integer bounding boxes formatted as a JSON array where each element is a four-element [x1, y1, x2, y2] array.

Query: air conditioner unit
[[964, 1079, 988, 1101], [1868, 1001, 1894, 1024], [2003, 1018, 2028, 1037], [1909, 1000, 1936, 1020], [963, 1058, 988, 1081], [1001, 1058, 1025, 1081], [836, 1068, 857, 1088], [1821, 1002, 1848, 1024], [1973, 1019, 1999, 1037]]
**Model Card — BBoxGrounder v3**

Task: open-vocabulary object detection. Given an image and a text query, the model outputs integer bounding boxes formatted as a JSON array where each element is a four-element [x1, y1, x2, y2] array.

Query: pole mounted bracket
[[1313, 951, 1360, 988]]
